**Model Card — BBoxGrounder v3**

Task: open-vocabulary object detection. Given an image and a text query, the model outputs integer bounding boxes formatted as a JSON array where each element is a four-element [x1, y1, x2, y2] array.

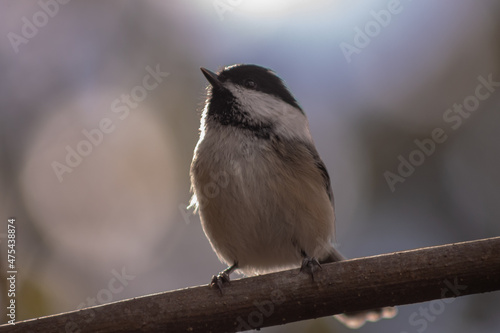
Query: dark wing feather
[[305, 143, 334, 207]]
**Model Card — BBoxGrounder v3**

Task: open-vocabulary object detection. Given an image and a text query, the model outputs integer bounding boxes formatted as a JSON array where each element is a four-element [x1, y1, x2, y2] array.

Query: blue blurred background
[[1, 0, 499, 332]]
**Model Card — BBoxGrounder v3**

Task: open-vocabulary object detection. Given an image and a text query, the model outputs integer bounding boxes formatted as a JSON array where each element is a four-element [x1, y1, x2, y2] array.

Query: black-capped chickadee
[[190, 64, 396, 328]]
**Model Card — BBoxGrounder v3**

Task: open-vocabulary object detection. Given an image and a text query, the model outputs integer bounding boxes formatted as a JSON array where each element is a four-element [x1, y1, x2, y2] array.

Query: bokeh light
[[1, 1, 499, 332]]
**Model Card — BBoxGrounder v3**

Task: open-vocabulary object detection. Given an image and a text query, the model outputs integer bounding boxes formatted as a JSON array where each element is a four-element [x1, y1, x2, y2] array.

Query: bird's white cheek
[[276, 111, 313, 142], [227, 85, 313, 142]]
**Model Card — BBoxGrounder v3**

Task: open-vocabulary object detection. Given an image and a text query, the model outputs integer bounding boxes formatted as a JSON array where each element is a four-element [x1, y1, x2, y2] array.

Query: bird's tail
[[334, 307, 397, 329]]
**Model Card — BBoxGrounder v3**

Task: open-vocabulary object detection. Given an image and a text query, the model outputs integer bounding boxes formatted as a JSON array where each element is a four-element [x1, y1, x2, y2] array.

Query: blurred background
[[1, 0, 499, 332]]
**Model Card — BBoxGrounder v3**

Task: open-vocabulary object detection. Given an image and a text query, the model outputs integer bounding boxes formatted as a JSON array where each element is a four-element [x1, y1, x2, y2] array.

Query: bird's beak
[[201, 67, 223, 90]]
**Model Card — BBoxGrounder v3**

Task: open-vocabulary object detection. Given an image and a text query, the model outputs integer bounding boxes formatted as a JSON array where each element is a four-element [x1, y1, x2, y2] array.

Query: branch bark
[[2, 237, 500, 333]]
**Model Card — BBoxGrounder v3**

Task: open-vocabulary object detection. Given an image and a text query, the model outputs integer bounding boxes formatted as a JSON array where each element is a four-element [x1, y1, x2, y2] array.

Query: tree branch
[[2, 237, 499, 332]]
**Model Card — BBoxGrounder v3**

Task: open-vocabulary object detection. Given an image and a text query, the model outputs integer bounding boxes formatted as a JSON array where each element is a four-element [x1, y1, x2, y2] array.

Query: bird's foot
[[210, 262, 238, 296], [300, 256, 322, 281], [210, 271, 231, 295]]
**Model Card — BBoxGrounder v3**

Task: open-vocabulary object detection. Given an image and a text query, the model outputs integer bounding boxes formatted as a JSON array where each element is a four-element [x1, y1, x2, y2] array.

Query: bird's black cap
[[201, 64, 302, 111]]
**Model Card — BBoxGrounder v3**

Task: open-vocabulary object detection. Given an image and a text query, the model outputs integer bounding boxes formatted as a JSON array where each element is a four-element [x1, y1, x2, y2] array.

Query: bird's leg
[[210, 262, 238, 295], [299, 250, 322, 281]]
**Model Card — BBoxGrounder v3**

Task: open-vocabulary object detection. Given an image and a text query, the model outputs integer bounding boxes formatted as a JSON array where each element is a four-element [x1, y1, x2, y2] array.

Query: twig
[[1, 237, 499, 332]]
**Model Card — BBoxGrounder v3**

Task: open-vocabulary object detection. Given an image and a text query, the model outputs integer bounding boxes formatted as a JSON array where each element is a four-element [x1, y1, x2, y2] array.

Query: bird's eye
[[244, 79, 256, 89]]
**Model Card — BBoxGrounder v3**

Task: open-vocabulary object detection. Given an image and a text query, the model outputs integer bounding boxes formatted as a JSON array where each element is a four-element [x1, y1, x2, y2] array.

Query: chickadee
[[190, 64, 396, 328]]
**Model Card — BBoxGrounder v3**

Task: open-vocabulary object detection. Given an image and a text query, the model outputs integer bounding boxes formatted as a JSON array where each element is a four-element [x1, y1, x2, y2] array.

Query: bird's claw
[[300, 256, 322, 281], [210, 271, 231, 295]]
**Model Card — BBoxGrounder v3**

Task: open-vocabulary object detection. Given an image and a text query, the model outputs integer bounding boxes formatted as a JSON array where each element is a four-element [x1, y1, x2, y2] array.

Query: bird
[[189, 64, 396, 328]]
